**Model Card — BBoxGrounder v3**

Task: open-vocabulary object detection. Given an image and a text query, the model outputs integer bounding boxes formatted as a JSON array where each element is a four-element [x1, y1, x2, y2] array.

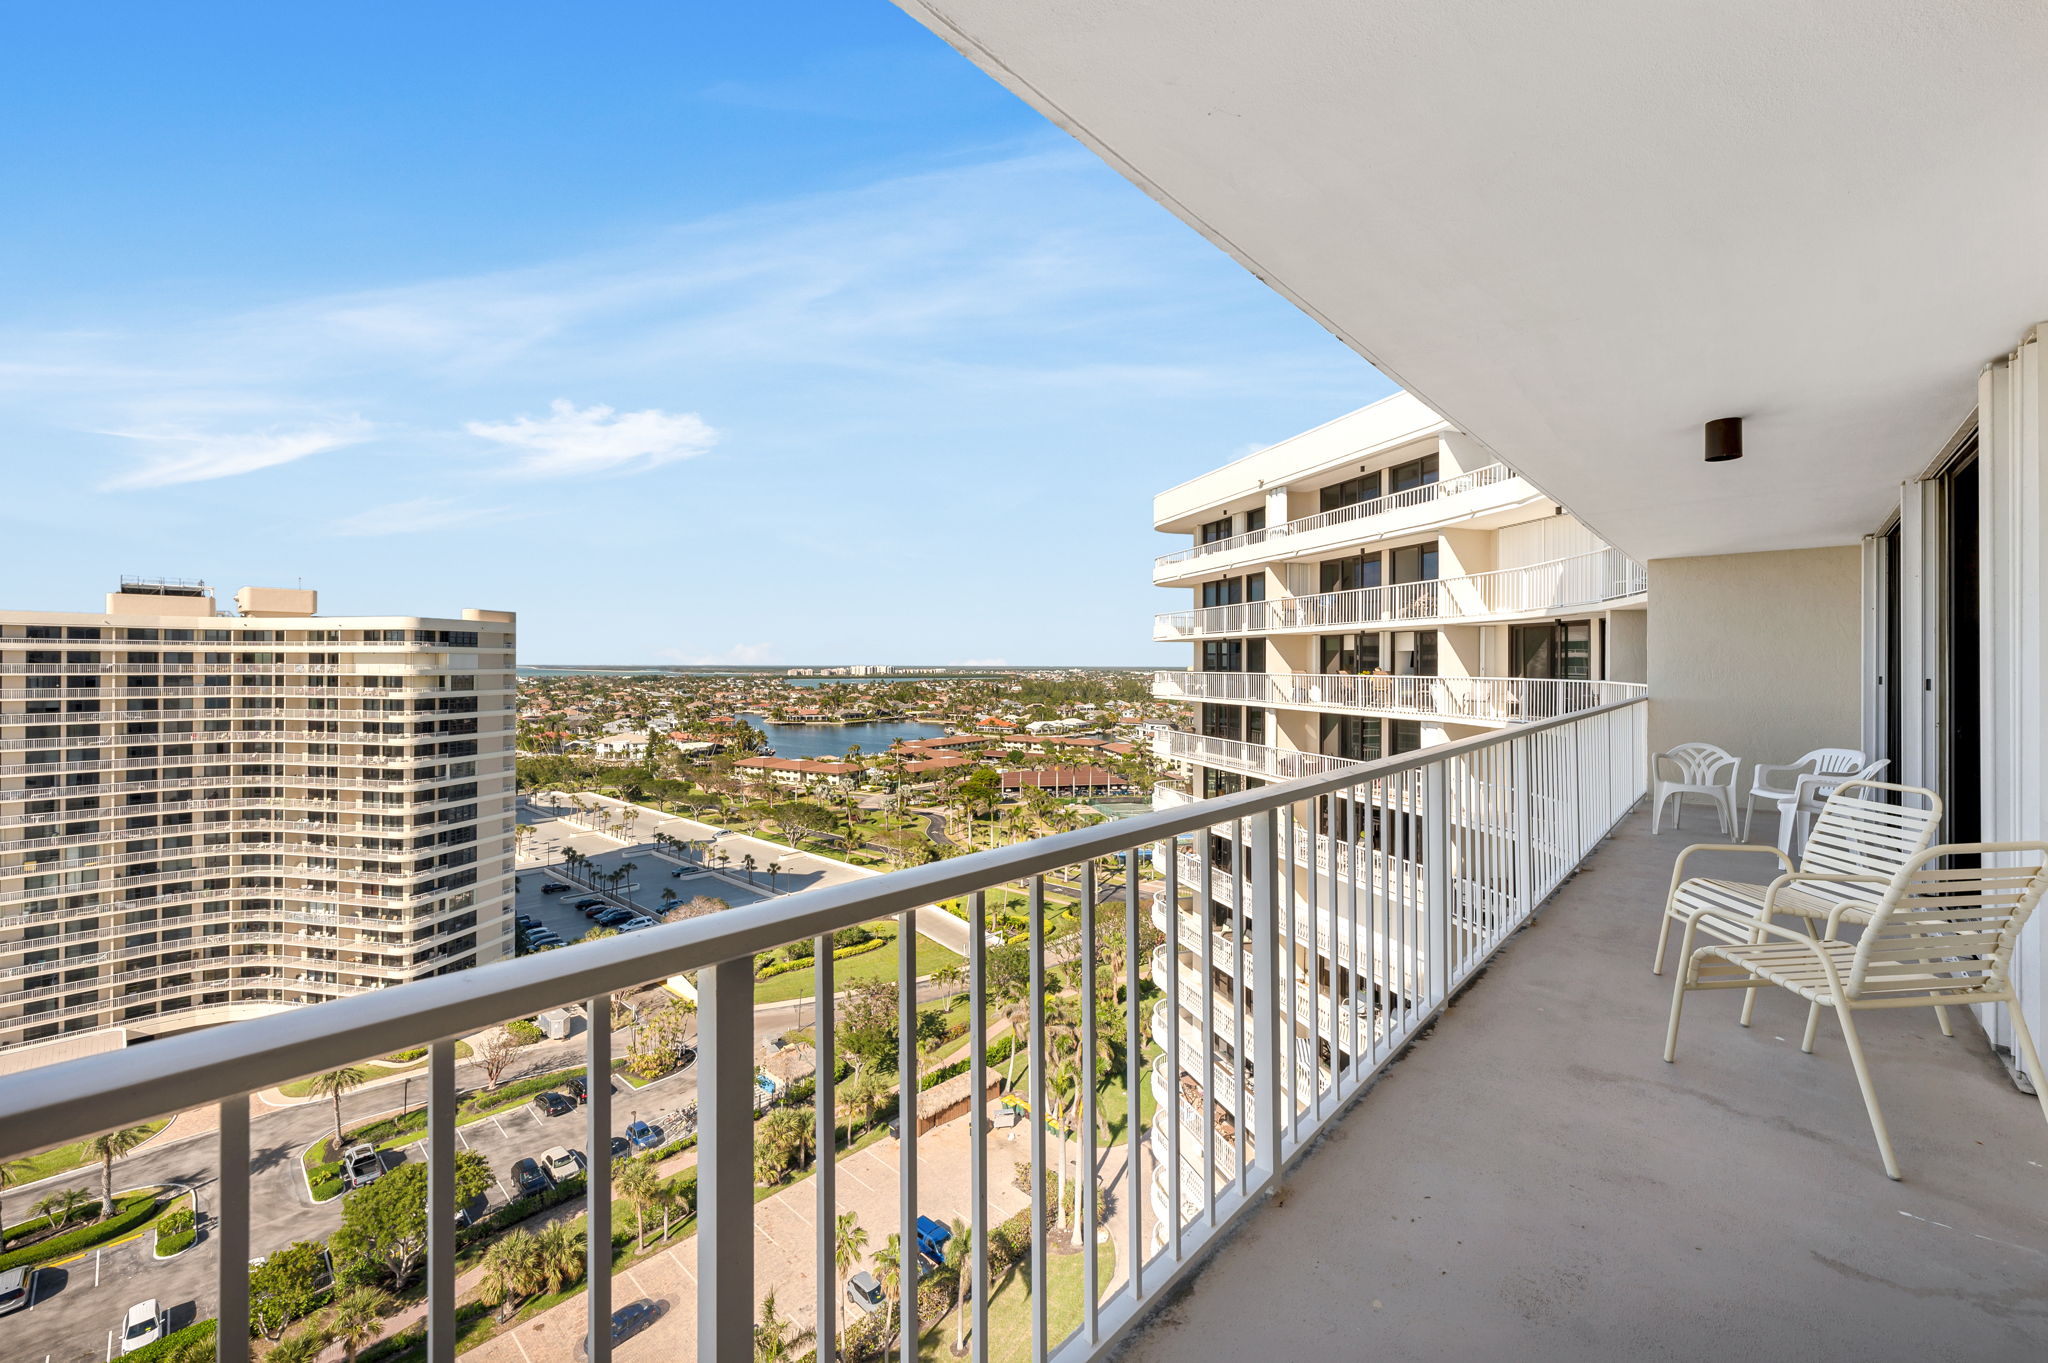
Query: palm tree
[[325, 1285, 393, 1362], [0, 1157, 26, 1250], [753, 1289, 816, 1363], [616, 860, 639, 897], [945, 1216, 975, 1355], [307, 1066, 370, 1160], [616, 1156, 660, 1251], [740, 853, 757, 883], [33, 1187, 89, 1237], [833, 1209, 868, 1287], [657, 1172, 694, 1241], [533, 1220, 586, 1294], [476, 1229, 545, 1318], [765, 860, 781, 893], [874, 1233, 905, 1363], [266, 1321, 333, 1363], [83, 1125, 151, 1221]]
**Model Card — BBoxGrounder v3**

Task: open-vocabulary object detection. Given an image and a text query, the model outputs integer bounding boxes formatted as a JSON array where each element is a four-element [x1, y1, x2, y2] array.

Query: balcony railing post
[[1513, 737, 1536, 921], [698, 957, 755, 1363], [428, 1037, 458, 1363], [216, 1094, 251, 1363], [585, 996, 613, 1363], [1248, 809, 1283, 1194], [1424, 763, 1451, 1003]]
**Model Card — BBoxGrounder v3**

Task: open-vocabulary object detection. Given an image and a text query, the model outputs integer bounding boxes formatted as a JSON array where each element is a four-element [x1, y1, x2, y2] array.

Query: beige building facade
[[0, 580, 516, 1069]]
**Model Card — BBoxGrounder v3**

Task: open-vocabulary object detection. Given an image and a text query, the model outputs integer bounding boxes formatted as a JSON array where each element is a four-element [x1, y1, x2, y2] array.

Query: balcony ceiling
[[898, 1, 2048, 559]]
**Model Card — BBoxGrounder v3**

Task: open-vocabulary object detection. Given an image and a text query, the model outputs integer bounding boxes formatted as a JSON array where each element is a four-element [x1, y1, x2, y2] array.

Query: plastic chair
[[1739, 748, 1870, 842], [1664, 840, 2048, 1179], [1649, 743, 1739, 835]]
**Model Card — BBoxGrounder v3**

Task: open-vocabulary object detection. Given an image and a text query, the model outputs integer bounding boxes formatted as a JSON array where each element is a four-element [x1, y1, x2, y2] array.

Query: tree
[[83, 1124, 151, 1221], [946, 1216, 976, 1355], [837, 977, 899, 1074], [874, 1233, 905, 1362], [308, 1067, 371, 1159], [532, 1219, 585, 1294], [616, 1156, 661, 1251], [33, 1187, 90, 1238], [475, 1030, 517, 1089], [754, 1107, 816, 1184], [325, 1285, 393, 1363], [252, 1240, 331, 1340], [765, 860, 782, 892], [833, 1213, 869, 1312], [476, 1228, 546, 1318], [874, 826, 937, 870], [330, 1154, 490, 1291], [0, 1156, 25, 1249], [754, 1289, 816, 1363], [740, 852, 757, 882]]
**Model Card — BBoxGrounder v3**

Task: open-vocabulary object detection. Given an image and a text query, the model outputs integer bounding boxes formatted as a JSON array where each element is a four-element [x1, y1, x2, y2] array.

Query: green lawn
[[920, 1239, 1115, 1363], [1094, 1047, 1160, 1148], [7, 1120, 170, 1184], [753, 921, 964, 1004]]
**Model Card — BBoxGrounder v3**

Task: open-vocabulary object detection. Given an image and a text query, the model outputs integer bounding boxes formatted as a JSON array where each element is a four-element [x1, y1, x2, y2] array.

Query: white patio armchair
[[1664, 841, 2048, 1179], [1740, 748, 1888, 851], [1649, 742, 1739, 835]]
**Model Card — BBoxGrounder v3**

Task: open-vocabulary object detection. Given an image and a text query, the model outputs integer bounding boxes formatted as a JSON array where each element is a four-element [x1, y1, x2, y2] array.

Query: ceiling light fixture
[[1704, 417, 1744, 463]]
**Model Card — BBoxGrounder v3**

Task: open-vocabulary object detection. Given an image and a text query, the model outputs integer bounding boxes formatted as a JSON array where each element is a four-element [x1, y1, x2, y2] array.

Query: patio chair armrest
[[1760, 871, 1891, 933], [1665, 842, 1794, 904], [1746, 760, 1808, 795]]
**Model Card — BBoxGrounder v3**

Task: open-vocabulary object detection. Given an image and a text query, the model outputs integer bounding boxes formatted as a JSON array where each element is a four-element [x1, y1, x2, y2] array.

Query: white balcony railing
[[1155, 463, 1520, 572], [0, 697, 1645, 1363], [1154, 547, 1647, 640], [1154, 670, 1646, 723]]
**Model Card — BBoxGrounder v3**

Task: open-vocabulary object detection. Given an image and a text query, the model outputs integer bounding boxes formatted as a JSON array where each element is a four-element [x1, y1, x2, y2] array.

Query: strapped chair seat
[[1654, 780, 1942, 975]]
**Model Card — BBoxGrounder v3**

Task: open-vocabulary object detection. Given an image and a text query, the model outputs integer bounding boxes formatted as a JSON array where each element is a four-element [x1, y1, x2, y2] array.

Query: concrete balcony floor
[[1120, 808, 2048, 1363]]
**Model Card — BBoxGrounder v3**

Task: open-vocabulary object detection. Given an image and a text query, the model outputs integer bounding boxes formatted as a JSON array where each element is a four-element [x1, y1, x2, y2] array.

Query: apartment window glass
[[1245, 638, 1266, 673], [1321, 713, 1381, 761], [1390, 542, 1439, 583], [1198, 516, 1233, 544], [1389, 720, 1424, 755], [1199, 704, 1243, 741], [1244, 508, 1265, 533], [1388, 454, 1440, 492], [1319, 554, 1381, 594], [1246, 707, 1266, 745], [1319, 472, 1381, 513], [1201, 641, 1243, 673], [1319, 633, 1381, 675], [1201, 768, 1244, 799], [1200, 577, 1243, 608]]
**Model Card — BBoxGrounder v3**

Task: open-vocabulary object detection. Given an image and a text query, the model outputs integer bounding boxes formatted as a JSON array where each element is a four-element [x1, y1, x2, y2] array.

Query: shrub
[[116, 1318, 215, 1363], [155, 1207, 197, 1256], [783, 938, 815, 961], [386, 1047, 427, 1062], [505, 1018, 544, 1045], [0, 1191, 160, 1271], [310, 1173, 343, 1202], [836, 924, 874, 947]]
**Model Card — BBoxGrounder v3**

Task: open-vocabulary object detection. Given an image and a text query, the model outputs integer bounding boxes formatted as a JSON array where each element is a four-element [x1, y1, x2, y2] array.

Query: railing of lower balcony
[[1154, 463, 1519, 571], [0, 697, 1644, 1363], [1154, 669, 1646, 723], [1154, 547, 1647, 639]]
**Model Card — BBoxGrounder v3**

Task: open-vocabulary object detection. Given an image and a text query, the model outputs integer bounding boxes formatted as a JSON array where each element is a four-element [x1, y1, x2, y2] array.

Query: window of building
[[1201, 640, 1243, 673], [1198, 515, 1234, 544], [1319, 553, 1381, 594], [1319, 633, 1381, 674], [1319, 472, 1381, 513], [1200, 577, 1243, 608], [1389, 720, 1424, 754], [1388, 453, 1440, 492]]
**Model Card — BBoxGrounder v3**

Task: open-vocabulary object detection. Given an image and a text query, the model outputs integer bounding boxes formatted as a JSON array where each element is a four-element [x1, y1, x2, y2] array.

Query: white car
[[541, 1146, 584, 1181], [120, 1299, 163, 1355], [615, 918, 656, 932]]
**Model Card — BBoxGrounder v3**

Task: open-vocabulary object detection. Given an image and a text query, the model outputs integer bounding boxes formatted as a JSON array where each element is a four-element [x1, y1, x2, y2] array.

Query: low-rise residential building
[[732, 756, 862, 790]]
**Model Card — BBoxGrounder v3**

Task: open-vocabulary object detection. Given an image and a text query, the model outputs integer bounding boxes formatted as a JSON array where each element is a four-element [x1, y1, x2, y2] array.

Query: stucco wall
[[1646, 548, 1861, 767], [1605, 608, 1648, 684]]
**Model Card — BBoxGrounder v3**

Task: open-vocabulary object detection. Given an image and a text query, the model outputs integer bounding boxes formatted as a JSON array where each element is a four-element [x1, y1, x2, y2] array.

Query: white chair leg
[[1801, 1000, 1823, 1053], [1663, 963, 1691, 1063], [1652, 909, 1674, 976], [1651, 788, 1665, 835], [1739, 795, 1753, 843], [1933, 1004, 1954, 1038], [1835, 1005, 1902, 1180], [2005, 999, 2048, 1130]]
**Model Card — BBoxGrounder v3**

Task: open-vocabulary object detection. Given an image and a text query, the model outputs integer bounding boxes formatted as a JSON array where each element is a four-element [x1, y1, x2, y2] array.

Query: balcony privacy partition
[[0, 698, 1645, 1363]]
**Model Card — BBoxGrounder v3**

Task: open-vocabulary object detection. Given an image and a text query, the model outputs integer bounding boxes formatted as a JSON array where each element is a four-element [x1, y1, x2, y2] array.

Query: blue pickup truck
[[915, 1215, 952, 1268]]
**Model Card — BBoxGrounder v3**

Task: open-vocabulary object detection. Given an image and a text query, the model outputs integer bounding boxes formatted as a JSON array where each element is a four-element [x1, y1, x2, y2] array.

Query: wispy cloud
[[99, 418, 371, 490], [465, 399, 717, 479], [328, 496, 518, 537]]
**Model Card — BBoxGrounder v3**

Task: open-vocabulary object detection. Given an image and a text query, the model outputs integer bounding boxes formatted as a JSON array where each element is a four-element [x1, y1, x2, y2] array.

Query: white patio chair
[[1649, 742, 1739, 835], [1664, 841, 2048, 1179], [1653, 779, 1941, 985], [1739, 747, 1870, 842]]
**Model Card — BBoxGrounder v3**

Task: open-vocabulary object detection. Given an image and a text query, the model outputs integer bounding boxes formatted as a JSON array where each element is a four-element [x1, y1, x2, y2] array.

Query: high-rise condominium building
[[1142, 393, 1648, 1237], [0, 581, 516, 1070]]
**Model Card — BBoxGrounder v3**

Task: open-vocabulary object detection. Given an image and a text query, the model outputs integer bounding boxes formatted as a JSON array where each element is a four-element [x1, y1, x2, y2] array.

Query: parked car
[[511, 1157, 548, 1197], [0, 1267, 30, 1317], [525, 932, 563, 949], [530, 1092, 576, 1119], [566, 1075, 589, 1104], [514, 913, 534, 928], [541, 1146, 585, 1181], [343, 1143, 384, 1190], [846, 1272, 886, 1317], [592, 908, 634, 927], [570, 898, 604, 910], [916, 1214, 952, 1268], [578, 1299, 659, 1360], [119, 1300, 164, 1355], [626, 1120, 661, 1151], [541, 882, 570, 894], [616, 918, 655, 932], [608, 1136, 631, 1160], [675, 1044, 697, 1069]]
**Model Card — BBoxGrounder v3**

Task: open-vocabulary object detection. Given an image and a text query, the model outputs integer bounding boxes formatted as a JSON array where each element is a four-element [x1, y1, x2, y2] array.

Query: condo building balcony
[[1153, 461, 1526, 583], [1153, 547, 1647, 640], [1155, 669, 1645, 726]]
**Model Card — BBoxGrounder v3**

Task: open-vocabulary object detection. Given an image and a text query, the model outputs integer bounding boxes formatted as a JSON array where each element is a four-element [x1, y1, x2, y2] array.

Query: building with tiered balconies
[[0, 580, 516, 1071]]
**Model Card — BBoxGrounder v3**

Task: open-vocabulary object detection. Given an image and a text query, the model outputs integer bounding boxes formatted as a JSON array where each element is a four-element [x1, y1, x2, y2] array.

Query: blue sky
[[0, 2, 1387, 665]]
